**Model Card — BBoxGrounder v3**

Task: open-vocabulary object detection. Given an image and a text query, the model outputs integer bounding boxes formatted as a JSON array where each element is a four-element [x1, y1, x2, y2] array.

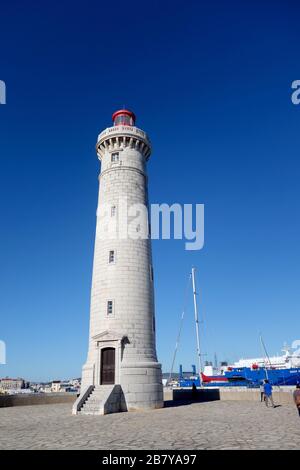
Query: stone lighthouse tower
[[73, 110, 163, 415]]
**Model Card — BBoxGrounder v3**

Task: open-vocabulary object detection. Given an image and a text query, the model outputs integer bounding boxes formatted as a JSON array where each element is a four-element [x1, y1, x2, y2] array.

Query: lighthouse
[[73, 110, 163, 414]]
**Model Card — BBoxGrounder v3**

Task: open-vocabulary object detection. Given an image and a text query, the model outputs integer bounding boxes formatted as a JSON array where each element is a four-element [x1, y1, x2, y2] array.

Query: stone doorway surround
[[92, 330, 127, 386]]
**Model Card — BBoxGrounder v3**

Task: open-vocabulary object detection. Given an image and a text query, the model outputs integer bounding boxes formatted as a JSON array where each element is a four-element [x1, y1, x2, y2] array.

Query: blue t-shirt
[[264, 383, 272, 396]]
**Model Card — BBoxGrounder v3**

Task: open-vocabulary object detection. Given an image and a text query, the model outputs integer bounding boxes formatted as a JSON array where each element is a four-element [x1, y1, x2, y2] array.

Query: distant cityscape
[[0, 361, 229, 396], [0, 377, 81, 395]]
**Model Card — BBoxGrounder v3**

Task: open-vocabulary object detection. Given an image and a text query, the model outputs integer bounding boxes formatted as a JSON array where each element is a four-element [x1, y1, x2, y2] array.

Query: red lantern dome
[[112, 109, 136, 126]]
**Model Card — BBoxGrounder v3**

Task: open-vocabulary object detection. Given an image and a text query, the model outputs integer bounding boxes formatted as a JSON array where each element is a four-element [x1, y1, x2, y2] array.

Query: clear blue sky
[[1, 1, 300, 381]]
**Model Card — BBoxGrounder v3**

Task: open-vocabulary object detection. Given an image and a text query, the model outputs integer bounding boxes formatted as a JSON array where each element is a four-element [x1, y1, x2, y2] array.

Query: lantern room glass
[[113, 112, 135, 126]]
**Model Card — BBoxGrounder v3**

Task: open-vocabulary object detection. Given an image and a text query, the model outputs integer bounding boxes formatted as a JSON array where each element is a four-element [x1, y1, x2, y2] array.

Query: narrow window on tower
[[111, 205, 116, 217], [109, 250, 115, 263], [150, 265, 154, 282], [111, 152, 119, 163], [107, 300, 113, 316]]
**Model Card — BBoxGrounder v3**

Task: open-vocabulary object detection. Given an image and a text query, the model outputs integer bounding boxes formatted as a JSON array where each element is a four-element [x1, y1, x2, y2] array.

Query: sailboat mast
[[191, 267, 202, 385], [168, 310, 185, 385], [260, 334, 269, 380]]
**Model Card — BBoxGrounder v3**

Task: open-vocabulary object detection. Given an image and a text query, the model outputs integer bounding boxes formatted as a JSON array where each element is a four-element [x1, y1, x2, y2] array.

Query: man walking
[[260, 381, 265, 402], [293, 383, 300, 417], [264, 380, 275, 408]]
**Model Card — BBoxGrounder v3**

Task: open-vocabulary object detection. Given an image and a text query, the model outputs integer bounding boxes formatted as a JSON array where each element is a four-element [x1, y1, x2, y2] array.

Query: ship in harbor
[[169, 269, 300, 388], [178, 345, 300, 388]]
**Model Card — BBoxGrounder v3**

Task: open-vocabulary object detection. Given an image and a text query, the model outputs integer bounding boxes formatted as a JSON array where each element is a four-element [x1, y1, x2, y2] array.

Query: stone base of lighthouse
[[73, 332, 163, 415], [120, 362, 163, 411]]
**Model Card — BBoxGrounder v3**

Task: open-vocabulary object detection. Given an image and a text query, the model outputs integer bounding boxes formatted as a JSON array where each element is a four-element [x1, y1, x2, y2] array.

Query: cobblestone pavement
[[0, 401, 299, 450]]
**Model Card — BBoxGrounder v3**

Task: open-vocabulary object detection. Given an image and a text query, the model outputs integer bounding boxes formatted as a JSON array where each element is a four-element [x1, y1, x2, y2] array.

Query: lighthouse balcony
[[96, 126, 151, 160]]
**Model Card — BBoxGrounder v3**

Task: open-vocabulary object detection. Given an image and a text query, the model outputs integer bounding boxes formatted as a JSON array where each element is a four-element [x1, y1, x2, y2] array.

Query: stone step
[[91, 393, 111, 397], [85, 395, 107, 401], [78, 384, 124, 416], [80, 387, 110, 415], [82, 407, 103, 412], [83, 401, 102, 407], [82, 402, 101, 408], [92, 388, 111, 391], [84, 401, 104, 406]]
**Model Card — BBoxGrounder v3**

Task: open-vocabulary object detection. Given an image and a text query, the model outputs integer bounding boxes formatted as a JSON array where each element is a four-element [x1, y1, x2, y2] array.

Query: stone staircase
[[78, 385, 127, 415]]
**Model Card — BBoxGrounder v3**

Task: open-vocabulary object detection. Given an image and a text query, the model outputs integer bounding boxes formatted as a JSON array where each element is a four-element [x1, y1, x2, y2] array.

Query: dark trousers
[[265, 394, 275, 407]]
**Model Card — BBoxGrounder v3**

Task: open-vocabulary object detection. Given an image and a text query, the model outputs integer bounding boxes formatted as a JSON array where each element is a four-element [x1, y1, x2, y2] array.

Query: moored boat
[[178, 345, 300, 388]]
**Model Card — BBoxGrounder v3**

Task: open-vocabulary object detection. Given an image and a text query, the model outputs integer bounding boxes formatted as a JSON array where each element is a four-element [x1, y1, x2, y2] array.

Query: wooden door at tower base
[[100, 348, 115, 385]]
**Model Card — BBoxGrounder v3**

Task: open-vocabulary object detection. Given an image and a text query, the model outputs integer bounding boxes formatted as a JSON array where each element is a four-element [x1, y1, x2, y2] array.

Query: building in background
[[51, 381, 61, 393], [0, 377, 26, 393]]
